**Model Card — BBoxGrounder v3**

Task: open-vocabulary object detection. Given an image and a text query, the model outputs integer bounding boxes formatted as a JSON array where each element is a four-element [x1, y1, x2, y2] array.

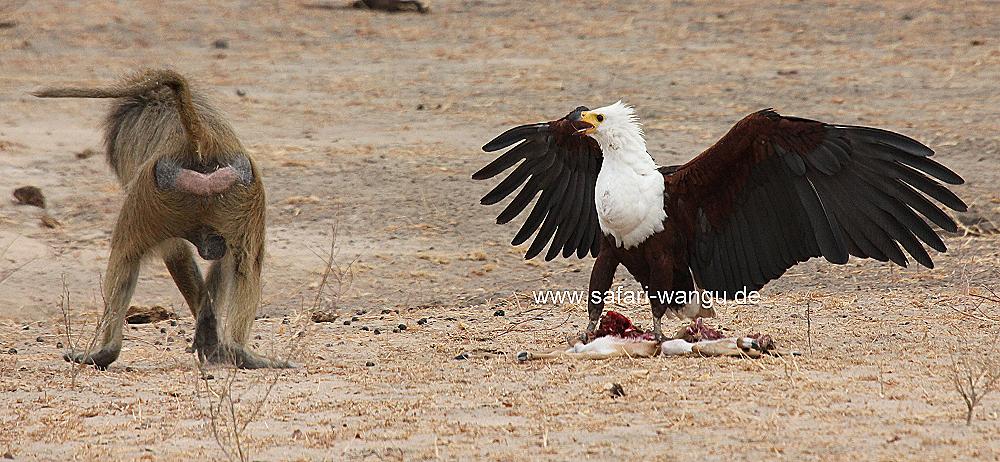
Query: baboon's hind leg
[[161, 239, 206, 318], [194, 249, 293, 369]]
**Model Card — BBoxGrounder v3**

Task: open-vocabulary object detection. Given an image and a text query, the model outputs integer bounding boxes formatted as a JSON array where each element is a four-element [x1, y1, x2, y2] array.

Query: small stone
[[212, 39, 228, 49], [454, 352, 469, 360], [282, 317, 290, 324], [2, 450, 13, 459], [416, 318, 428, 325], [343, 320, 351, 326], [36, 336, 44, 343], [373, 329, 381, 335], [361, 326, 369, 331], [76, 148, 97, 159], [167, 337, 175, 343], [493, 310, 505, 317], [154, 341, 162, 346], [351, 316, 359, 322], [169, 320, 178, 326], [392, 329, 399, 333], [381, 309, 392, 314], [126, 305, 177, 324], [13, 186, 45, 208], [177, 329, 186, 335], [236, 88, 246, 97], [125, 366, 135, 372], [56, 342, 63, 349], [609, 383, 625, 398], [160, 327, 167, 334], [6, 348, 16, 354], [21, 325, 29, 330], [397, 324, 407, 331], [365, 361, 375, 367]]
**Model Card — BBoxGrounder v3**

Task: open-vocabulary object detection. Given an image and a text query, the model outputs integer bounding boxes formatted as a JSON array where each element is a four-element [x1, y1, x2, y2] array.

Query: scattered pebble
[[212, 39, 228, 49], [351, 316, 359, 322], [392, 329, 399, 333], [13, 186, 45, 208], [398, 323, 407, 330], [125, 367, 135, 372], [373, 329, 381, 335], [21, 325, 29, 331], [35, 336, 44, 343], [55, 342, 63, 349], [160, 327, 167, 334], [381, 309, 392, 314], [454, 352, 469, 360], [493, 310, 505, 317], [76, 148, 97, 159], [311, 310, 338, 323], [609, 383, 625, 398], [126, 305, 177, 324], [236, 88, 246, 97], [343, 320, 351, 326], [361, 326, 369, 331], [416, 318, 428, 325], [365, 361, 375, 367], [169, 320, 178, 326], [6, 348, 16, 354]]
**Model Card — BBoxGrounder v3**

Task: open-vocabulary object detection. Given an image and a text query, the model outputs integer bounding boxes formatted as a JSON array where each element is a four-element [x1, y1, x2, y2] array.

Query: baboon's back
[[102, 87, 237, 186]]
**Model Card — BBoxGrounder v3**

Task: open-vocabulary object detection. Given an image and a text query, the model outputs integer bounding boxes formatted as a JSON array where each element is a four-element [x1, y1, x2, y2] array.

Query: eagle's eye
[[596, 114, 605, 122]]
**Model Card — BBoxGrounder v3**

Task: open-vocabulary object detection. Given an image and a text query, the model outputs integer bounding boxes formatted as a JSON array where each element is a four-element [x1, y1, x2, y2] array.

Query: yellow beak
[[577, 111, 601, 135]]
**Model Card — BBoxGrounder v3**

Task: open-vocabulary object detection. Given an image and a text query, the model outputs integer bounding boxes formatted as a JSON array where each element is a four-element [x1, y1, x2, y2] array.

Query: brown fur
[[34, 69, 290, 369]]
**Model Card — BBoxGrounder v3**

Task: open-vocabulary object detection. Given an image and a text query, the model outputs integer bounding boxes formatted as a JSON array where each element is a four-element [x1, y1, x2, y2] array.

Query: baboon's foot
[[63, 347, 120, 370], [197, 343, 295, 369]]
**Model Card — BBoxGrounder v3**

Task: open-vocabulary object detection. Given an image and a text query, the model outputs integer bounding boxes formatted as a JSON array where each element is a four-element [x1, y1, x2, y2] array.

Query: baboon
[[34, 69, 291, 369]]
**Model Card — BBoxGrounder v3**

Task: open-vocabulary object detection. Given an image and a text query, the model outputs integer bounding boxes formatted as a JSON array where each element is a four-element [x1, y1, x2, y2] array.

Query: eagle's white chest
[[594, 158, 666, 248]]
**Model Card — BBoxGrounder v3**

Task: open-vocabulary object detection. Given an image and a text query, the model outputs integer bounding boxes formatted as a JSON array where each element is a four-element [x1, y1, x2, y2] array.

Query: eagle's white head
[[574, 101, 648, 159]]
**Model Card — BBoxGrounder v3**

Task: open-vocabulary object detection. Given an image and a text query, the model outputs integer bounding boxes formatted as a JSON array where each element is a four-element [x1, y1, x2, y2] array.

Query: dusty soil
[[1, 0, 999, 460]]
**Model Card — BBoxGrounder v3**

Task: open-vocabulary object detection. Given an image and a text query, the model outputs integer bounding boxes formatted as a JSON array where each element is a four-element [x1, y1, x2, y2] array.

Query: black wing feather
[[474, 111, 603, 260], [670, 110, 967, 297]]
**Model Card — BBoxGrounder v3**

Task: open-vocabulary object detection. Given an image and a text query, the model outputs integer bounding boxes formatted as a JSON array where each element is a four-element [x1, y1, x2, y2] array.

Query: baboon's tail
[[32, 69, 205, 153]]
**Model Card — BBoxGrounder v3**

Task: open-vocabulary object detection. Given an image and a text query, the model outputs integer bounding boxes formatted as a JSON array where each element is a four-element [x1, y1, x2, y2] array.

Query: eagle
[[473, 102, 967, 340]]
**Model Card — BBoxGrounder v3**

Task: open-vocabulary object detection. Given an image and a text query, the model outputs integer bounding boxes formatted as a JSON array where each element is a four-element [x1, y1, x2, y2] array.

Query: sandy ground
[[1, 0, 999, 460]]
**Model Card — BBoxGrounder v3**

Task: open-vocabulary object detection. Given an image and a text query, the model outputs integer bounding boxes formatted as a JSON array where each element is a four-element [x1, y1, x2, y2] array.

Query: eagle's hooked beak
[[573, 111, 601, 135]]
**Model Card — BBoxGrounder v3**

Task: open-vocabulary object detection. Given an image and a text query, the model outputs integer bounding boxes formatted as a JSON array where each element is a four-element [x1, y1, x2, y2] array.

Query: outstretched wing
[[473, 107, 603, 260], [666, 109, 967, 296]]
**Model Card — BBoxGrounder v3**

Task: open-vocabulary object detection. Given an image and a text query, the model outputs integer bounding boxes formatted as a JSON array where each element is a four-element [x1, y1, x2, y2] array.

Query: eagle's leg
[[650, 298, 670, 342], [584, 242, 619, 341], [647, 264, 694, 342]]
